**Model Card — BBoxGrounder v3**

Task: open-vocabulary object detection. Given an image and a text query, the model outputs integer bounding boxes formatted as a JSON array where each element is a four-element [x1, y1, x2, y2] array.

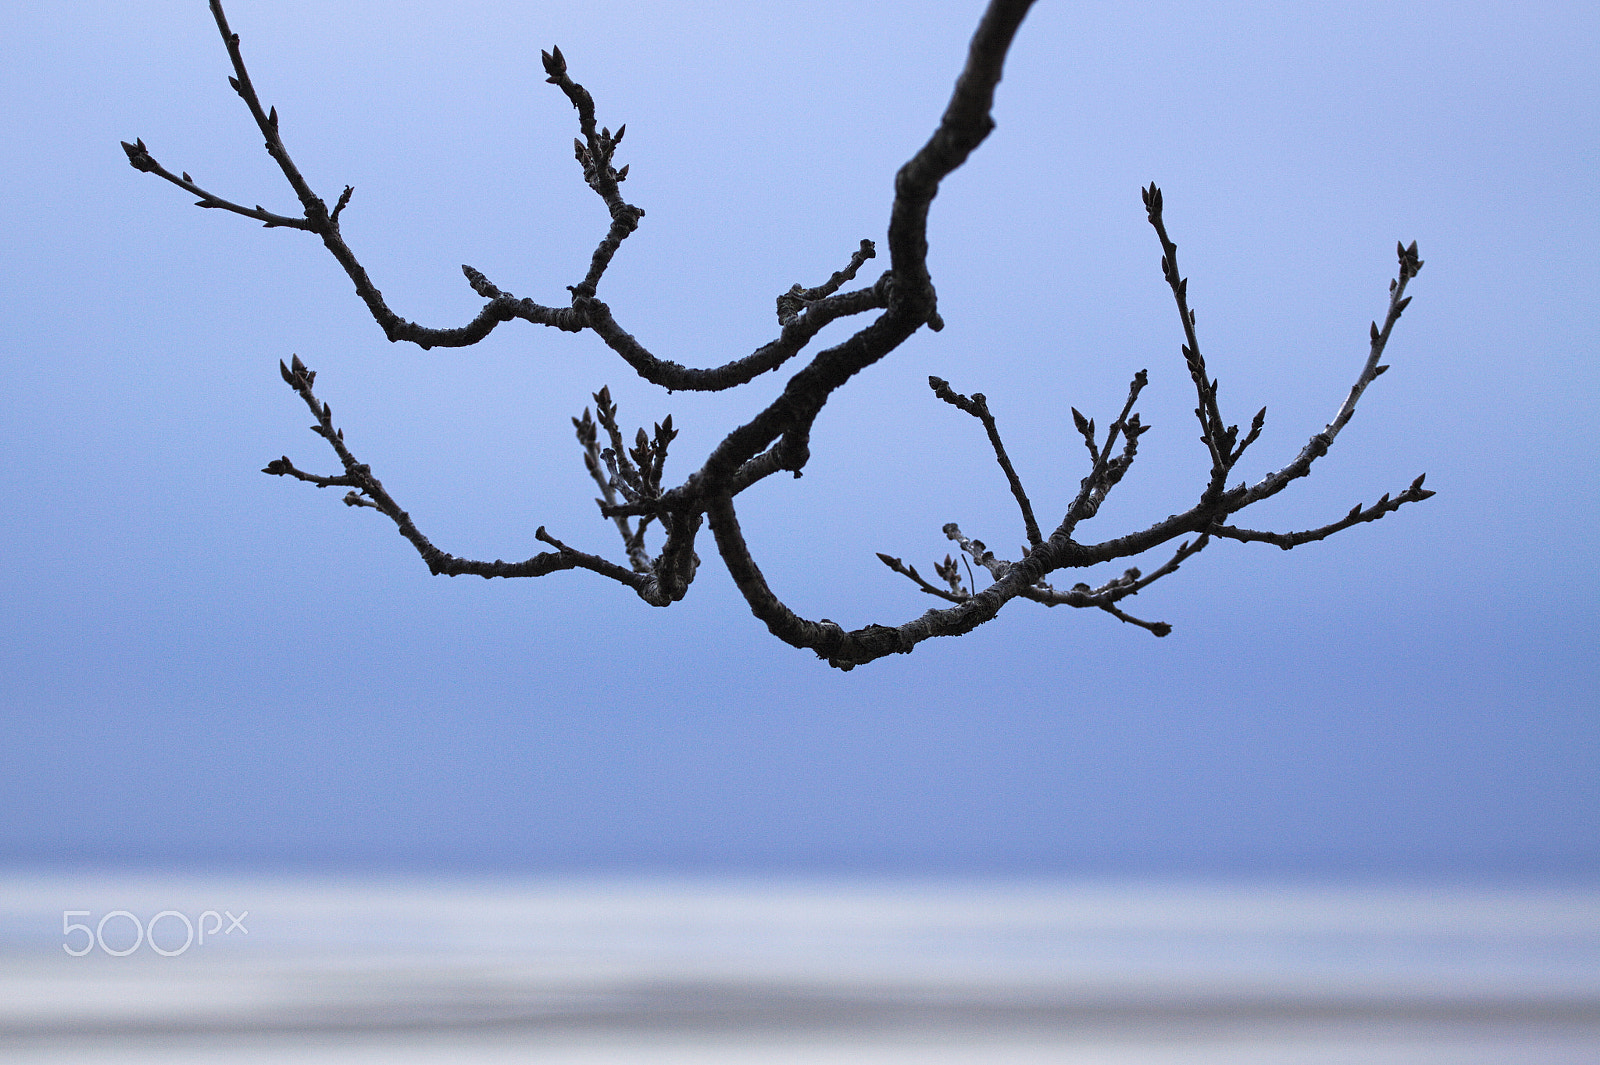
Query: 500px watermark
[[62, 909, 249, 957]]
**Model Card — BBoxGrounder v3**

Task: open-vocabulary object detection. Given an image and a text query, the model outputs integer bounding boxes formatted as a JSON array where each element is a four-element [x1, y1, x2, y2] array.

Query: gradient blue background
[[2, 0, 1594, 878]]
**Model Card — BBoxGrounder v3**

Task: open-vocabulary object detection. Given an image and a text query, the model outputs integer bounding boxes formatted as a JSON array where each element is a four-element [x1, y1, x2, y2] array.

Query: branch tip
[[541, 45, 566, 81]]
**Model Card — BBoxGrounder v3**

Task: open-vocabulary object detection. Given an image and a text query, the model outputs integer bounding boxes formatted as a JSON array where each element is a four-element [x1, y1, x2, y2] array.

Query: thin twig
[[1214, 476, 1434, 549], [1143, 184, 1233, 486], [929, 377, 1042, 546]]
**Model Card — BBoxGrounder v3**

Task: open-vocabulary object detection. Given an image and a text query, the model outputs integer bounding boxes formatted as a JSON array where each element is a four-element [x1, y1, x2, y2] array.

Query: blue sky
[[2, 0, 1595, 878]]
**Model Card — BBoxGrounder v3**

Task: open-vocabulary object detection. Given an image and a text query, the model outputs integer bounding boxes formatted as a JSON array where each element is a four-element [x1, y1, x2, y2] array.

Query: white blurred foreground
[[1, 875, 1595, 1063]]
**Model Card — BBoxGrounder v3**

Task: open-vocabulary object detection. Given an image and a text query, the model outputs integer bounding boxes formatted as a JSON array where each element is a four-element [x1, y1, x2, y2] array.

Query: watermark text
[[62, 909, 249, 957]]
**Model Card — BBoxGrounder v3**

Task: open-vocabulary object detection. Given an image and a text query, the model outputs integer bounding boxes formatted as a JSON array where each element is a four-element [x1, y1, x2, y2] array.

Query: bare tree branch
[[126, 0, 1432, 669]]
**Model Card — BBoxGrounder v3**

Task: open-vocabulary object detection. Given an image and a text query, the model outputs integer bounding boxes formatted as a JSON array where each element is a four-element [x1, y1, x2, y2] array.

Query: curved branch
[[889, 0, 1038, 323], [710, 493, 1016, 670], [581, 266, 889, 393]]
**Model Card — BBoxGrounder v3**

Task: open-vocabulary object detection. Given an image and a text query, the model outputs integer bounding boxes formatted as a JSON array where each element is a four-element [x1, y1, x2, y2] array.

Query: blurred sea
[[0, 873, 1595, 1063]]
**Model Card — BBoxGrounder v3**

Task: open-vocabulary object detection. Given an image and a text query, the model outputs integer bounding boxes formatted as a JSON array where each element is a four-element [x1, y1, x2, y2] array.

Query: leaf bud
[[120, 140, 156, 172], [540, 45, 567, 80]]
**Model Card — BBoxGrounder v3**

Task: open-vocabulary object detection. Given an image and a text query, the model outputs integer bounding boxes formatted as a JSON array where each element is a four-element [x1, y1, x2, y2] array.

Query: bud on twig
[[541, 45, 566, 82]]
